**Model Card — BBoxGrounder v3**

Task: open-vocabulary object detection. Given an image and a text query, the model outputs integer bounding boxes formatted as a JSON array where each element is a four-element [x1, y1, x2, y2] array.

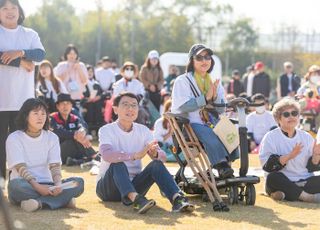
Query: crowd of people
[[0, 0, 320, 216]]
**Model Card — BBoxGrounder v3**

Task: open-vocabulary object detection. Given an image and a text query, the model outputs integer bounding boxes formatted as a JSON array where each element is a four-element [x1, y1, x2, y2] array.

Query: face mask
[[256, 106, 266, 114], [124, 70, 134, 78], [310, 75, 320, 84]]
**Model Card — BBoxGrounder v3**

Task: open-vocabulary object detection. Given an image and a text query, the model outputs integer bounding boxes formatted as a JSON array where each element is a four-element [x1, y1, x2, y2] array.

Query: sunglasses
[[282, 110, 299, 118], [194, 54, 212, 62]]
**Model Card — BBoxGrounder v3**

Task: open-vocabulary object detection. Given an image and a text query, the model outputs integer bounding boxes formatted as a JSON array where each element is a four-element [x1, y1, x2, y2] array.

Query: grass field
[[1, 155, 319, 230]]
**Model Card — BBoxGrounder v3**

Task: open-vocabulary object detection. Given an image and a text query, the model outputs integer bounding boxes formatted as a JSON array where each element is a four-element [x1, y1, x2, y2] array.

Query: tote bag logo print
[[226, 132, 237, 145]]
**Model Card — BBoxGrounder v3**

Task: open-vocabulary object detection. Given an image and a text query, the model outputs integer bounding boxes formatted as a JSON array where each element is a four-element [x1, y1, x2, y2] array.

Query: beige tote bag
[[213, 115, 239, 153]]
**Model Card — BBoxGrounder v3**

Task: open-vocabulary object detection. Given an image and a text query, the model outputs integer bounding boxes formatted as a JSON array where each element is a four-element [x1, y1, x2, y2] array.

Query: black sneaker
[[132, 195, 156, 214], [215, 162, 234, 179], [172, 195, 195, 213]]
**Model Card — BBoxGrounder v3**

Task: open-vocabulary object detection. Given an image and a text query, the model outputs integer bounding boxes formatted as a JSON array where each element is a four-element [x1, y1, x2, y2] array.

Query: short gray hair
[[272, 98, 300, 122]]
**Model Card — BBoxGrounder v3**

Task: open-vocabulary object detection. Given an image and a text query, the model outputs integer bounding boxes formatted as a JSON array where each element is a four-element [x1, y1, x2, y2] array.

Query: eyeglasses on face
[[119, 102, 138, 110], [193, 54, 211, 62], [282, 110, 299, 118]]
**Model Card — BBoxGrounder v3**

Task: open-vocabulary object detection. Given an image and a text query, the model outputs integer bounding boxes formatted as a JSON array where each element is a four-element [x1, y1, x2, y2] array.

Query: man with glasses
[[96, 92, 194, 214], [279, 62, 300, 98]]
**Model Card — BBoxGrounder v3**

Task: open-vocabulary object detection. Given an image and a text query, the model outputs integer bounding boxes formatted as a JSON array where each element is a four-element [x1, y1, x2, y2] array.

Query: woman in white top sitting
[[36, 60, 68, 112], [6, 98, 84, 212], [259, 98, 320, 202]]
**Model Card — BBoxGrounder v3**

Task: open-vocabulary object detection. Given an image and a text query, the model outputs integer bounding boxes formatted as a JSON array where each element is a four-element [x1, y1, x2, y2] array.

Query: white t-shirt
[[95, 67, 115, 92], [36, 79, 68, 102], [54, 61, 88, 100], [153, 117, 173, 145], [246, 72, 255, 97], [246, 111, 277, 144], [317, 128, 320, 143], [259, 128, 315, 182], [98, 122, 153, 181], [113, 78, 145, 97], [6, 130, 61, 183], [171, 72, 225, 124], [0, 25, 44, 111]]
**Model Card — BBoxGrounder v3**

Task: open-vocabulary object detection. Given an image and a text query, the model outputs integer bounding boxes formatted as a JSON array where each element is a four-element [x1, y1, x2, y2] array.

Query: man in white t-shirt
[[96, 92, 194, 214], [95, 56, 115, 93], [247, 94, 277, 152]]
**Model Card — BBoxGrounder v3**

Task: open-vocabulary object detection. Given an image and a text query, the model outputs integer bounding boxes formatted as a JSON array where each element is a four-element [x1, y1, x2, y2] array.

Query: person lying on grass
[[6, 98, 84, 212], [96, 92, 194, 214]]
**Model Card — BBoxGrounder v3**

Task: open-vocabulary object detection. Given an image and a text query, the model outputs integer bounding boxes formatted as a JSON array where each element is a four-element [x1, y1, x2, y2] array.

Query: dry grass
[[1, 154, 320, 230]]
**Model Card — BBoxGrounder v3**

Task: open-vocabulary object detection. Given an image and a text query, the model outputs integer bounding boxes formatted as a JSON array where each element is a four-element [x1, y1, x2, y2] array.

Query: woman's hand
[[31, 182, 53, 196], [289, 143, 303, 159], [50, 187, 63, 197], [279, 143, 303, 166], [206, 79, 219, 101], [312, 142, 320, 164], [149, 84, 156, 92], [1, 50, 23, 65]]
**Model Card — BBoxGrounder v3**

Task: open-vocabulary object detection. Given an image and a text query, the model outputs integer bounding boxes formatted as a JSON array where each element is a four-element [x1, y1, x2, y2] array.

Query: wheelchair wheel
[[227, 185, 239, 205], [245, 184, 256, 205]]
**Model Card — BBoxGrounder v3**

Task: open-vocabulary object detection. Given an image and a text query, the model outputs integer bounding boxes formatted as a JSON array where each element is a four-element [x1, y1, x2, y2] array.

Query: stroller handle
[[211, 97, 264, 108]]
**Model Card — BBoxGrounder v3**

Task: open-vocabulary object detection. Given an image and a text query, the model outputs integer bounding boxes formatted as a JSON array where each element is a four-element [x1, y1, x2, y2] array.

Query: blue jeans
[[8, 177, 84, 209], [96, 160, 180, 204], [191, 123, 239, 166]]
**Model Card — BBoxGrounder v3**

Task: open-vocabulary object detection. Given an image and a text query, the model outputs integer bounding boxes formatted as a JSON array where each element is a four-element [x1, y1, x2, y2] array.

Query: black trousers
[[0, 111, 18, 179], [147, 90, 161, 111], [60, 139, 96, 164], [266, 172, 320, 201]]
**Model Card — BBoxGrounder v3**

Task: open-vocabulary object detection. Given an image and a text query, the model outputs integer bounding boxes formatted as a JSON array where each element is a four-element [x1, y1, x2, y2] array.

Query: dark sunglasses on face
[[193, 54, 212, 62], [282, 110, 299, 118], [125, 67, 134, 71]]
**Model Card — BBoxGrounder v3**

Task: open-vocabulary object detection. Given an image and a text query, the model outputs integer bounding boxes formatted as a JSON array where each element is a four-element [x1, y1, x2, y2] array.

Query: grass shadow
[[2, 202, 88, 230], [99, 200, 197, 226], [194, 198, 307, 230]]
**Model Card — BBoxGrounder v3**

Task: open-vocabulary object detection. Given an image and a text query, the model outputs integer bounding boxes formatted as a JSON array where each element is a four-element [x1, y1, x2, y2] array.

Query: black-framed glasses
[[282, 110, 299, 118], [194, 54, 211, 62]]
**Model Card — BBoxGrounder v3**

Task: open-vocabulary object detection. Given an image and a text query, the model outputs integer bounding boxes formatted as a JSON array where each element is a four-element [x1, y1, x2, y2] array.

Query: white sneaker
[[21, 199, 40, 212], [66, 198, 76, 209]]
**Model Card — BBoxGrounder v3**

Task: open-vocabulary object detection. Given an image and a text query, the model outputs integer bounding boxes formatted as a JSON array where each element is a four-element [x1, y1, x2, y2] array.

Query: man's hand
[[1, 50, 23, 65], [133, 141, 158, 160], [20, 59, 35, 72]]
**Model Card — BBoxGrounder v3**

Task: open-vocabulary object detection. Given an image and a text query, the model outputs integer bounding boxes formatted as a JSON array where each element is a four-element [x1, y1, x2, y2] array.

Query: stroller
[[164, 98, 260, 211]]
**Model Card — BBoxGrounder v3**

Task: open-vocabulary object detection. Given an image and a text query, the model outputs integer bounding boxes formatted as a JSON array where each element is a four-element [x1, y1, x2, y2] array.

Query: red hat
[[254, 61, 264, 70]]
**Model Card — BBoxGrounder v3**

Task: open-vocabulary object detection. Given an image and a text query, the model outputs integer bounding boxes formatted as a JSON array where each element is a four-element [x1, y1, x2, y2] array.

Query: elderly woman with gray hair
[[259, 98, 320, 202]]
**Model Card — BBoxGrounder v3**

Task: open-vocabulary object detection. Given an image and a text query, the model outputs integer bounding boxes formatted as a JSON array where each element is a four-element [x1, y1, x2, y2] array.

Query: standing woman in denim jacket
[[0, 0, 45, 179], [171, 44, 238, 179]]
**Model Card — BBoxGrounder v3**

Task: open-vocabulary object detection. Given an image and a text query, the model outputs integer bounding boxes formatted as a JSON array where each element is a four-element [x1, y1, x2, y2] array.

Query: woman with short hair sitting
[[6, 98, 84, 212], [259, 98, 320, 202]]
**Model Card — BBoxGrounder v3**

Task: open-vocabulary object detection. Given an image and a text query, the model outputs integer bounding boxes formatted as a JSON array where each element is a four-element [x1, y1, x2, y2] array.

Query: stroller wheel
[[245, 184, 256, 205], [227, 185, 239, 205]]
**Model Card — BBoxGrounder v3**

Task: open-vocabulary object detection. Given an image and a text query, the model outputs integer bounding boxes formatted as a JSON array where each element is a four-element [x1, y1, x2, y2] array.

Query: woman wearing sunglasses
[[171, 44, 238, 179], [259, 98, 320, 203]]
